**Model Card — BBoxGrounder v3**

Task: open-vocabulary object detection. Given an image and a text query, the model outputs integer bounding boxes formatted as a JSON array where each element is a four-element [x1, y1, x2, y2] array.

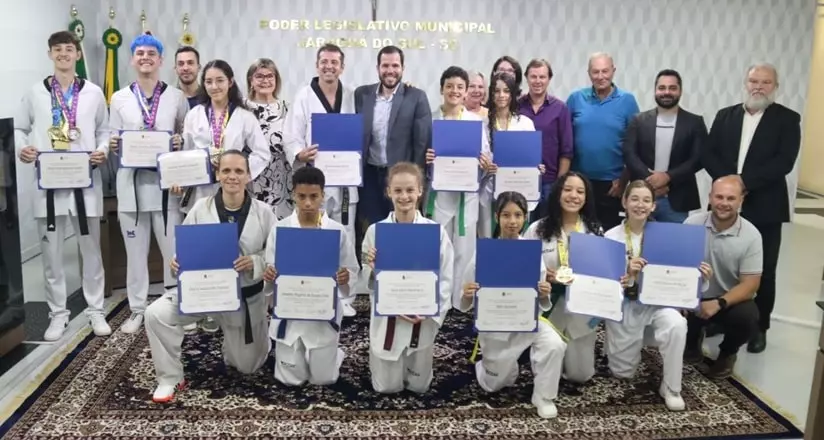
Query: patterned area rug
[[0, 297, 803, 439]]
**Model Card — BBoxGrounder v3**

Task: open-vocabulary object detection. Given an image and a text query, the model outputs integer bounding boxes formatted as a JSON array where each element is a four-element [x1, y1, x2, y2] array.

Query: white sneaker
[[152, 380, 187, 403], [120, 313, 144, 334], [182, 322, 198, 333], [44, 315, 69, 341], [659, 382, 685, 411], [200, 317, 219, 333], [89, 314, 112, 336], [342, 302, 356, 317], [536, 400, 558, 419]]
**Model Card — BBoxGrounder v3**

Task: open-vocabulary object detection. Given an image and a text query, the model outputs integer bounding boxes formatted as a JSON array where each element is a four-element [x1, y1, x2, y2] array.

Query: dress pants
[[605, 302, 686, 392], [686, 299, 759, 356], [118, 210, 181, 314], [37, 216, 105, 318], [590, 179, 623, 230], [144, 291, 270, 387], [475, 320, 566, 406], [750, 222, 782, 332]]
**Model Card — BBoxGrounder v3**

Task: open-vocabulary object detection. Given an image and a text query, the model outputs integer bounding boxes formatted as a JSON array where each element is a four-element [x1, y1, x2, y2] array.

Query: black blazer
[[623, 108, 707, 212], [702, 103, 801, 224]]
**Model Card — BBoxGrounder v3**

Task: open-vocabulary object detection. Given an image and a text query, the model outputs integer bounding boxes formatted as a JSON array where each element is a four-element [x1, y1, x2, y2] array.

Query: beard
[[745, 91, 775, 112], [655, 94, 680, 109]]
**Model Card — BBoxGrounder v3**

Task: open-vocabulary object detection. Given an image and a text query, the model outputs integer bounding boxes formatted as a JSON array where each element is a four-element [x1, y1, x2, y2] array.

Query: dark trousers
[[687, 299, 759, 356], [590, 179, 623, 230], [751, 222, 782, 332], [355, 164, 394, 266]]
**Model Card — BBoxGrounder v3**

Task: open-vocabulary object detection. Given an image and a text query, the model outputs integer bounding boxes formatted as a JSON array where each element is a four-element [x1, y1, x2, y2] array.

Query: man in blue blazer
[[354, 45, 432, 226]]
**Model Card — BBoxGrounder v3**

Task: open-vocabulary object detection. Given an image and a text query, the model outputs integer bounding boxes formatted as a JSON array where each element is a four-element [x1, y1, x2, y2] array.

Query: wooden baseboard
[[0, 325, 25, 357]]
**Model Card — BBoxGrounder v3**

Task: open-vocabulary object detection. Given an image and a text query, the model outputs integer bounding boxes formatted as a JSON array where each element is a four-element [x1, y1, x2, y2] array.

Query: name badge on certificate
[[494, 167, 540, 202], [640, 264, 700, 309], [375, 271, 439, 317], [120, 130, 172, 168], [274, 275, 337, 321], [313, 151, 362, 187], [565, 274, 624, 322], [431, 156, 479, 192], [178, 269, 241, 314], [37, 152, 92, 190], [474, 287, 538, 332], [157, 149, 213, 189]]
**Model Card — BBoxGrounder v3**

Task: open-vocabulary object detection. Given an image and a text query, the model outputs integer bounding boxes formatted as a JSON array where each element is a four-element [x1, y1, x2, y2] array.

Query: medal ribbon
[[51, 77, 79, 130], [132, 81, 163, 129], [209, 105, 230, 149], [624, 221, 645, 258], [556, 218, 583, 267]]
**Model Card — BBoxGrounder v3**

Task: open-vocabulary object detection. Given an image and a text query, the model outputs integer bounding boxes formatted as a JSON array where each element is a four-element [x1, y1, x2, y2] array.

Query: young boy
[[14, 30, 111, 341], [264, 166, 359, 385]]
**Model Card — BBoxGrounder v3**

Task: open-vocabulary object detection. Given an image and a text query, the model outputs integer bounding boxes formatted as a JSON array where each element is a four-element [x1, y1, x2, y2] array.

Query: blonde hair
[[622, 179, 655, 200], [386, 162, 424, 187], [246, 58, 282, 100]]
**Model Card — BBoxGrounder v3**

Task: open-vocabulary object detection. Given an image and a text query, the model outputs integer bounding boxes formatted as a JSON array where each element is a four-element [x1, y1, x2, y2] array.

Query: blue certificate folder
[[374, 222, 440, 317], [432, 119, 482, 157], [492, 131, 541, 167], [273, 227, 340, 321], [175, 223, 241, 314], [474, 238, 542, 333], [568, 232, 626, 281], [311, 113, 363, 152], [36, 151, 93, 190], [640, 222, 706, 268]]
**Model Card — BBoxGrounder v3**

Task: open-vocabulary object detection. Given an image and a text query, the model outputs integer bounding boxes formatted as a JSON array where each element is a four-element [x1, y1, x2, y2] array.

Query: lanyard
[[209, 105, 230, 149], [624, 221, 645, 258], [131, 81, 163, 129], [51, 77, 78, 128], [556, 218, 583, 266]]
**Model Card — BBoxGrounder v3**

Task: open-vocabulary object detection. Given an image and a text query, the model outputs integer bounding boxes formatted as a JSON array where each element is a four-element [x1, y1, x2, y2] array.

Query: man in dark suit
[[623, 69, 706, 222], [701, 63, 801, 353], [354, 45, 432, 226]]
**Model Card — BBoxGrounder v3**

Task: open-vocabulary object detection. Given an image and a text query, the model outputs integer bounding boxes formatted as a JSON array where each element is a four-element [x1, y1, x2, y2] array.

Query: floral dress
[[247, 99, 293, 219]]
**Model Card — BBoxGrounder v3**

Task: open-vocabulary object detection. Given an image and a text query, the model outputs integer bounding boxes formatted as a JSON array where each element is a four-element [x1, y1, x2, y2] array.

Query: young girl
[[181, 59, 270, 213], [479, 72, 544, 238], [523, 172, 602, 384], [461, 191, 565, 419], [361, 162, 455, 394], [605, 180, 712, 412]]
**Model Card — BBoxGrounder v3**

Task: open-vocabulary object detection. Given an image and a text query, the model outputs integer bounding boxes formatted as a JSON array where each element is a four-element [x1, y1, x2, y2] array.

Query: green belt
[[426, 190, 466, 236]]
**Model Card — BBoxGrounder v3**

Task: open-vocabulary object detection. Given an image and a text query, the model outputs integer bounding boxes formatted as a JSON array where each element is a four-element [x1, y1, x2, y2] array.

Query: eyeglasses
[[254, 73, 276, 82]]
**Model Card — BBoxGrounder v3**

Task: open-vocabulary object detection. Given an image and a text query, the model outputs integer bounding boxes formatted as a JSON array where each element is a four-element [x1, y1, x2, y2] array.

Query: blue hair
[[130, 33, 163, 56]]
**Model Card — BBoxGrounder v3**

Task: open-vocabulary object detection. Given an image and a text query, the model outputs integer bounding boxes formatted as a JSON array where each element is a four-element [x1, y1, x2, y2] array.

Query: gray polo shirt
[[683, 212, 763, 299]]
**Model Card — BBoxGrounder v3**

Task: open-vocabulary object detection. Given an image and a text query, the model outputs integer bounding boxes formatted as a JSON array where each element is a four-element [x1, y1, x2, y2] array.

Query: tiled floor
[[1, 195, 823, 434]]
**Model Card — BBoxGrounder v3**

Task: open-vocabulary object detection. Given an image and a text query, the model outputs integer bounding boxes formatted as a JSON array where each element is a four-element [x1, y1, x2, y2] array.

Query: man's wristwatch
[[716, 297, 727, 310]]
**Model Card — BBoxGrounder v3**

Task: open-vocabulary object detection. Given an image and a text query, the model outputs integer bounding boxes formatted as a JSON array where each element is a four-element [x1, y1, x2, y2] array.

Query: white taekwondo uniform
[[180, 103, 270, 212], [109, 82, 188, 315], [604, 222, 694, 394], [144, 193, 276, 390], [266, 211, 359, 386], [427, 107, 488, 309], [479, 114, 537, 238], [458, 237, 565, 410], [14, 77, 109, 332], [523, 218, 601, 383], [361, 211, 454, 393]]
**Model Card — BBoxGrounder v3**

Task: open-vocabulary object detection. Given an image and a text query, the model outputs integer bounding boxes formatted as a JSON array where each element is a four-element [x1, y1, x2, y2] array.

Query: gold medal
[[555, 265, 574, 284], [555, 218, 584, 285], [47, 126, 70, 150]]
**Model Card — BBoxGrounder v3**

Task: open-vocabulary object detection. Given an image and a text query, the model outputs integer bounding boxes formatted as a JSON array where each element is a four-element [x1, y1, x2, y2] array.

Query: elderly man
[[701, 63, 801, 353], [566, 52, 639, 229], [683, 176, 762, 379]]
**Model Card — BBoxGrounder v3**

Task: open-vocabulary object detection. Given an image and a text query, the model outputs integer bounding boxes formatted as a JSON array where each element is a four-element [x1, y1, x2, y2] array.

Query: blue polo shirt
[[566, 85, 639, 181]]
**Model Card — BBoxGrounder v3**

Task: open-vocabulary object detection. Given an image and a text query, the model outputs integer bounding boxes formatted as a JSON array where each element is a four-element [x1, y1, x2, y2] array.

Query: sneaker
[[152, 380, 187, 403], [342, 302, 356, 317], [120, 313, 144, 334], [659, 382, 685, 411], [536, 400, 558, 419], [182, 322, 198, 333], [44, 315, 69, 341], [200, 317, 219, 333], [89, 314, 112, 336]]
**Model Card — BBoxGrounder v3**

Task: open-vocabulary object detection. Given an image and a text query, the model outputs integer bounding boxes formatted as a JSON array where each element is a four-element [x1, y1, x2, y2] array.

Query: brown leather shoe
[[707, 353, 737, 380]]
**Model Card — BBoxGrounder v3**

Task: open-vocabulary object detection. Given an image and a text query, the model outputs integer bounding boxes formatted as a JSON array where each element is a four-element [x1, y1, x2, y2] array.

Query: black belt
[[624, 284, 639, 301], [240, 281, 264, 345], [341, 187, 349, 225], [275, 308, 340, 340], [133, 169, 169, 234], [46, 164, 97, 236]]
